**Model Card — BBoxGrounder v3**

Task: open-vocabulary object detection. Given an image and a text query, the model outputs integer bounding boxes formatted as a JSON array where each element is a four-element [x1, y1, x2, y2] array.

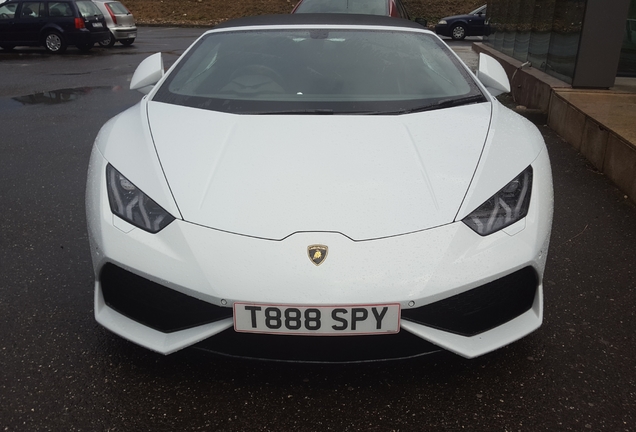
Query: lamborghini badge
[[308, 245, 328, 266]]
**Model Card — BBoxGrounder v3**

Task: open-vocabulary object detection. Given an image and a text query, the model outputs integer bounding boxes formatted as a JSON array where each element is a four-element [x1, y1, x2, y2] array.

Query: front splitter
[[192, 328, 441, 364]]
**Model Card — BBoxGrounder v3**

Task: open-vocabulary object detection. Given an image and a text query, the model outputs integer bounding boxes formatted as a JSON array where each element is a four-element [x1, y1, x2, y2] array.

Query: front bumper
[[434, 24, 451, 37], [86, 146, 553, 359]]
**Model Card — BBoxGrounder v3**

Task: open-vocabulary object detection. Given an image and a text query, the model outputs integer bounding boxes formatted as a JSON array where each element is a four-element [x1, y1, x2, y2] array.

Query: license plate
[[234, 303, 400, 335], [92, 22, 103, 28]]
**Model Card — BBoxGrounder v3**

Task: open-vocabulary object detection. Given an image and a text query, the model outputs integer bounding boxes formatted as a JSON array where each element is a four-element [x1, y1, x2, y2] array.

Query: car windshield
[[77, 0, 102, 17], [295, 0, 388, 15], [469, 5, 486, 15], [153, 28, 486, 115]]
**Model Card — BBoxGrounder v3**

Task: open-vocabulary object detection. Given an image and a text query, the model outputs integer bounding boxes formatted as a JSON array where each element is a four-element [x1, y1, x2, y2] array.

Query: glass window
[[485, 0, 585, 84], [0, 2, 18, 18], [49, 2, 74, 17], [295, 0, 389, 16], [511, 0, 533, 62], [618, 0, 636, 76], [526, 0, 557, 75], [154, 29, 484, 115], [544, 0, 585, 83], [76, 0, 102, 18], [20, 2, 45, 18], [106, 2, 129, 14], [470, 5, 487, 15]]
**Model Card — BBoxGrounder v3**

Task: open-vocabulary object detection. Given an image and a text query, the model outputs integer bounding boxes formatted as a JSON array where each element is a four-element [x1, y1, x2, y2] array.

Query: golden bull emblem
[[308, 245, 328, 266]]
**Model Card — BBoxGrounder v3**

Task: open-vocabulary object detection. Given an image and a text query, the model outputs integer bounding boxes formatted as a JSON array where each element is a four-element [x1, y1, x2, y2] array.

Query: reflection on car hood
[[442, 14, 477, 21], [147, 101, 492, 240]]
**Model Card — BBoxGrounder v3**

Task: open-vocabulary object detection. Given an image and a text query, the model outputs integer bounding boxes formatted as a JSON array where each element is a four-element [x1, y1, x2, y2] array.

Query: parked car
[[292, 0, 427, 26], [0, 0, 109, 52], [435, 4, 489, 40], [86, 14, 553, 362], [91, 0, 135, 47]]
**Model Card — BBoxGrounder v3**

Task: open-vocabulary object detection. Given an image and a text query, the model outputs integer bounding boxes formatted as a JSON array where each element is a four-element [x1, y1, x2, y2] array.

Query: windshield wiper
[[433, 94, 487, 109], [242, 109, 334, 115], [369, 94, 487, 115], [237, 95, 486, 116]]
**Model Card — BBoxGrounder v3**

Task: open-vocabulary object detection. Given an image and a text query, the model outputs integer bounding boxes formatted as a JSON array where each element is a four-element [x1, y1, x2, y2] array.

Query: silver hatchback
[[91, 0, 135, 47]]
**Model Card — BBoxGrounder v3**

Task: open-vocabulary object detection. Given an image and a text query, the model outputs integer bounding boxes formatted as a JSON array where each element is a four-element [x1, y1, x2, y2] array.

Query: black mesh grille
[[401, 267, 538, 336], [100, 264, 233, 333]]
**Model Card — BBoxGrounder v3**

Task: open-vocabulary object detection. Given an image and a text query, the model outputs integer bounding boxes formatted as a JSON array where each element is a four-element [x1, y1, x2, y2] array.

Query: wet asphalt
[[1, 28, 635, 431]]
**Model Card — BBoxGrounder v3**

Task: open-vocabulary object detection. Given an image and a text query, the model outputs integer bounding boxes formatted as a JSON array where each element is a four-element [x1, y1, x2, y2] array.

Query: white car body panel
[[87, 143, 552, 357], [93, 102, 181, 219], [86, 19, 554, 360], [147, 101, 491, 240], [95, 287, 234, 355], [456, 101, 547, 220]]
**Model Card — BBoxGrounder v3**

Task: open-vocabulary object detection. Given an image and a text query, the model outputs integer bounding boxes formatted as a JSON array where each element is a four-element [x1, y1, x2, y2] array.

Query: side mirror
[[130, 52, 164, 95], [476, 53, 510, 97]]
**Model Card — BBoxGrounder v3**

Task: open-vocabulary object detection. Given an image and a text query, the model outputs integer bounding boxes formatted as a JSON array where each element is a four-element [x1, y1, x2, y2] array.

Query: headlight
[[462, 166, 533, 236], [438, 19, 447, 25], [106, 164, 175, 233]]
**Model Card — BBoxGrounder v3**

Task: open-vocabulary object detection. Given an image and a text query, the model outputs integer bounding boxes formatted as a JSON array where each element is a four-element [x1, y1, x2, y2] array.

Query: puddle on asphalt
[[1, 86, 124, 110], [0, 98, 23, 112]]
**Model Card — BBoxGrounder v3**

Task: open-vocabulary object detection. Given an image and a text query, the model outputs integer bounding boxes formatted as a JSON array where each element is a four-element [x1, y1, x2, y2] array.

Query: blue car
[[435, 4, 489, 41]]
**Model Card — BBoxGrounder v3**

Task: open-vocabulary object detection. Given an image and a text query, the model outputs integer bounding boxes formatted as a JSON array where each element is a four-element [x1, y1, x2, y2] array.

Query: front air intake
[[401, 267, 538, 336], [100, 264, 233, 333]]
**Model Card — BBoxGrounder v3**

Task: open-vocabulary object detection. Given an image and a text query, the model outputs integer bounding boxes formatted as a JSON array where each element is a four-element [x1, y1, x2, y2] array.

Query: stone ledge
[[550, 91, 636, 204], [604, 134, 636, 201]]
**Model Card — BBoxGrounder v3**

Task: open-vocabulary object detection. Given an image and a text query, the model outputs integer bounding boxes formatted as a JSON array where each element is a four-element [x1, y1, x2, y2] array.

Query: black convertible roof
[[214, 13, 427, 31]]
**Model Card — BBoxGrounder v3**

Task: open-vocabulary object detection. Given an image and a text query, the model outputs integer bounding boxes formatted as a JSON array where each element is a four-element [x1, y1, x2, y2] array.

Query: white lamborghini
[[86, 14, 553, 361]]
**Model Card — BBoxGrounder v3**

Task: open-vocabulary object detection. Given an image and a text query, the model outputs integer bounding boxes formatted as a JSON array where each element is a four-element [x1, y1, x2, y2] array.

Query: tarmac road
[[1, 28, 635, 431]]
